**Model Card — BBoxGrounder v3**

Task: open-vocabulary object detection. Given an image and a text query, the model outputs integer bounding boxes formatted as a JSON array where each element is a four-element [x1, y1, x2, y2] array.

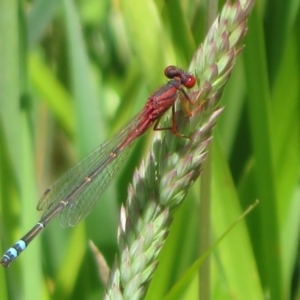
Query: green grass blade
[[243, 6, 283, 299], [27, 0, 61, 49], [29, 53, 75, 138], [63, 0, 104, 156]]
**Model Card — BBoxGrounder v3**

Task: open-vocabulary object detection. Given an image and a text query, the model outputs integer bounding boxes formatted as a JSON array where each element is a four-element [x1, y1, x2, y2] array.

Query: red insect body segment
[[164, 66, 196, 88], [118, 66, 196, 150]]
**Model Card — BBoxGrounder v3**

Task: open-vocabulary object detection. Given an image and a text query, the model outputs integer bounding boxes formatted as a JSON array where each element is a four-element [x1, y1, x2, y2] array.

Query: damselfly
[[1, 66, 196, 267]]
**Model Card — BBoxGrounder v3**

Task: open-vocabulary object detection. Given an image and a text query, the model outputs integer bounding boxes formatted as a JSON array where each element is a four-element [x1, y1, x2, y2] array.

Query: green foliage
[[0, 0, 299, 299]]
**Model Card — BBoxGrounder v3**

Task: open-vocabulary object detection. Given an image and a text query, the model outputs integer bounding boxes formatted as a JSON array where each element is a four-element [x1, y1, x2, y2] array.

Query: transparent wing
[[58, 146, 130, 227], [37, 113, 142, 228]]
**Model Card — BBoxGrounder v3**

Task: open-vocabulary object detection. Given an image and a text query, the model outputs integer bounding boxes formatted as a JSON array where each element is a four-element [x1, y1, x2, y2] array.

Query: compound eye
[[164, 66, 179, 79], [183, 75, 196, 88]]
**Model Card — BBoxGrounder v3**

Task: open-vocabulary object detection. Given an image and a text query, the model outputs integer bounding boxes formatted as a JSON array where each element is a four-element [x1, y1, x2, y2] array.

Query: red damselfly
[[1, 66, 196, 267]]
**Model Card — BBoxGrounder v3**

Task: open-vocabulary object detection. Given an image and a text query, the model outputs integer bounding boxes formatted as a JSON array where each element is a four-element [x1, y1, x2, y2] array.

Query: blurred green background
[[0, 0, 299, 299]]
